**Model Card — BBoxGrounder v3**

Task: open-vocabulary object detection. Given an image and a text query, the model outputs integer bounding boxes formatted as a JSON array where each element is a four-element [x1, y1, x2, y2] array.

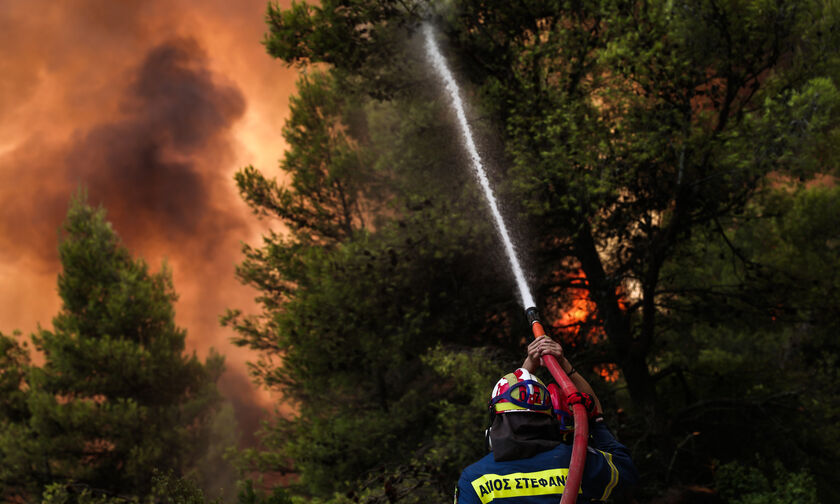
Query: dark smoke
[[67, 37, 247, 250], [0, 0, 296, 451], [1, 37, 246, 262], [0, 34, 268, 443]]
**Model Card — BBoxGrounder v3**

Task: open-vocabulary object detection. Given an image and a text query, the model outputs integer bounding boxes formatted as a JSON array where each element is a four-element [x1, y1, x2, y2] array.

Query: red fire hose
[[526, 307, 588, 504]]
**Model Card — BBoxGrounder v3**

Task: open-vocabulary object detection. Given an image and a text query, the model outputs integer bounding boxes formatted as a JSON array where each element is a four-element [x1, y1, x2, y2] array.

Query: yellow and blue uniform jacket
[[456, 422, 637, 503]]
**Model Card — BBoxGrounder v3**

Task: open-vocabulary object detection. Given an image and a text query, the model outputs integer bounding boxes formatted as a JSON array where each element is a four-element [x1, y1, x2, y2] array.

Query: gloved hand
[[566, 391, 598, 421]]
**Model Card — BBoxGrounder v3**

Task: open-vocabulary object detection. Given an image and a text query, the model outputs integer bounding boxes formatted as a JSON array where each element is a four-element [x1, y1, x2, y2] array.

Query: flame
[[549, 269, 604, 344], [549, 269, 623, 383], [594, 363, 620, 382]]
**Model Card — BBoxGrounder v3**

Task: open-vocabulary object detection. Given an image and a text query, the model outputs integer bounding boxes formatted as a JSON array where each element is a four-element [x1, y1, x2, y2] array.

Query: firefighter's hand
[[527, 337, 564, 368]]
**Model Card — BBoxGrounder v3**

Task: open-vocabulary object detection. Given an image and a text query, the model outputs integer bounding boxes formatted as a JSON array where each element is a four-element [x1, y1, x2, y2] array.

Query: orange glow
[[549, 269, 604, 344], [594, 363, 620, 383], [0, 0, 299, 437], [549, 269, 623, 382]]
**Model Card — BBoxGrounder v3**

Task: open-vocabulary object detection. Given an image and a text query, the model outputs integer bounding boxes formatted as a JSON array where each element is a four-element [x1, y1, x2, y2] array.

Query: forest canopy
[[1, 1, 838, 503], [227, 0, 840, 502]]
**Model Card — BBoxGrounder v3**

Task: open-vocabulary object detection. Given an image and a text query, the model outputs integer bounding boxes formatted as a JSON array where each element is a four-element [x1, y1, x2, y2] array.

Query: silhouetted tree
[[232, 0, 840, 501], [0, 194, 225, 501]]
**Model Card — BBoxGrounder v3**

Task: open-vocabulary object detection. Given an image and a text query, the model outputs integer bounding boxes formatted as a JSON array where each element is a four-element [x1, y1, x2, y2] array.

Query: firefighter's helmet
[[489, 368, 552, 415]]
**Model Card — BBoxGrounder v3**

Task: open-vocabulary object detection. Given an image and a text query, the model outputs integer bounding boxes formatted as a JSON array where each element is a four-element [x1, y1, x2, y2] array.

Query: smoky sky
[[0, 37, 246, 262], [0, 0, 299, 437], [67, 37, 247, 251], [0, 33, 260, 420]]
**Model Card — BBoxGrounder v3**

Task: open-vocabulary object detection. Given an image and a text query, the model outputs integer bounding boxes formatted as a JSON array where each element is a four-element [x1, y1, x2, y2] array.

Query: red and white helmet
[[489, 368, 552, 415]]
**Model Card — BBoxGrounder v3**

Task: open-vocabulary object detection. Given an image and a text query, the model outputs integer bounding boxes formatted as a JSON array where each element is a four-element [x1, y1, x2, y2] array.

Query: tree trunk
[[573, 224, 658, 414]]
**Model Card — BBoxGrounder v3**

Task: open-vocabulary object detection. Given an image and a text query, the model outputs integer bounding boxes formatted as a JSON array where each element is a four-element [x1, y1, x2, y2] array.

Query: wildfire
[[548, 269, 623, 382]]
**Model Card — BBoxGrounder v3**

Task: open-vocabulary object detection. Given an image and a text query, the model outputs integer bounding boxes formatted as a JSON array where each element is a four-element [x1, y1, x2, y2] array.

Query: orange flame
[[549, 269, 623, 382], [594, 363, 620, 382]]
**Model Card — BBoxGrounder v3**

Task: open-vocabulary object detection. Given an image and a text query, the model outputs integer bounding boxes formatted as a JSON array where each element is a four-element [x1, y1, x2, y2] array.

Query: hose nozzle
[[525, 307, 547, 340], [525, 306, 541, 326]]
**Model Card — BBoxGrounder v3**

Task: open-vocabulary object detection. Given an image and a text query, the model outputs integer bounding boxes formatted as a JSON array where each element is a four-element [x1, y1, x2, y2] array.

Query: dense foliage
[[1, 1, 837, 503], [228, 0, 840, 502], [0, 195, 228, 502], [227, 68, 518, 501]]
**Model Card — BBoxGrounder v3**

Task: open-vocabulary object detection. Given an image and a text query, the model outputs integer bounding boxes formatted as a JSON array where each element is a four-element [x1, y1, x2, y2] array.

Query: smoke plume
[[69, 37, 247, 249], [0, 0, 298, 447]]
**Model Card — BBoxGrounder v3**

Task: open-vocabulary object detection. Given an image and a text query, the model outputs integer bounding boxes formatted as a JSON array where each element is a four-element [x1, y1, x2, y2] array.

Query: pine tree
[[227, 69, 510, 499], [232, 0, 840, 500], [0, 194, 224, 500]]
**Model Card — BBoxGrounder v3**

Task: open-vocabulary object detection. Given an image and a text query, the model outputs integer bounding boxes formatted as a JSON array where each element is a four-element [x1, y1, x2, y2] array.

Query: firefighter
[[455, 337, 638, 503]]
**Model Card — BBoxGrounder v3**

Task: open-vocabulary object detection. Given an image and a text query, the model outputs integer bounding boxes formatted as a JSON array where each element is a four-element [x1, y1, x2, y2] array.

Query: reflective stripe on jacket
[[456, 423, 637, 503]]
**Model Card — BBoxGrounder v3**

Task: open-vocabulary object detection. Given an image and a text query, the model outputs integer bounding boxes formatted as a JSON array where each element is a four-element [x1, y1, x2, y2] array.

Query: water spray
[[421, 23, 534, 310], [423, 24, 588, 503]]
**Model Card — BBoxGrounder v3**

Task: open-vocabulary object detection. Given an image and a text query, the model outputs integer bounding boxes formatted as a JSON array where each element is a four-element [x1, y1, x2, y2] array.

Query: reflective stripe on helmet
[[490, 368, 552, 415]]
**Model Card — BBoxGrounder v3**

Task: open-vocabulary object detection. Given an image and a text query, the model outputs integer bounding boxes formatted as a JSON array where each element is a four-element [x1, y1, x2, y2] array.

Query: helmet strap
[[485, 403, 496, 451]]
